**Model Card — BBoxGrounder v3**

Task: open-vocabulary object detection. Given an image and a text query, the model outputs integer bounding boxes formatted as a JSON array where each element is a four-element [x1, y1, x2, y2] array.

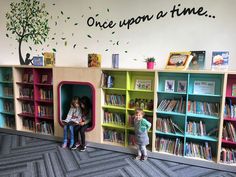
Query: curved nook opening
[[57, 81, 95, 131]]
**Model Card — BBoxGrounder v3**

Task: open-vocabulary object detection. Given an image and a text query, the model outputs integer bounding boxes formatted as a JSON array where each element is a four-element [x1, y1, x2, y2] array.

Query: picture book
[[43, 52, 55, 66], [165, 51, 193, 70], [88, 53, 101, 67], [165, 80, 175, 92], [177, 80, 187, 93], [41, 74, 48, 84], [193, 81, 215, 95], [211, 51, 229, 70], [33, 56, 44, 66], [22, 73, 29, 82], [232, 84, 236, 97], [188, 51, 205, 70], [135, 79, 152, 90]]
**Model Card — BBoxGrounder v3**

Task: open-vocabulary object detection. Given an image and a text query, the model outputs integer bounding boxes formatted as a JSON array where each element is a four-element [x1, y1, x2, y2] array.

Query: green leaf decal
[[73, 44, 76, 48], [87, 35, 92, 38], [52, 48, 57, 52]]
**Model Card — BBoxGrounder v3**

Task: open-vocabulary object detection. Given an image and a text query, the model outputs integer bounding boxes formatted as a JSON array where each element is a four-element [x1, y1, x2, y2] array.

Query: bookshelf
[[14, 66, 54, 135], [220, 73, 236, 164], [156, 71, 224, 162], [101, 69, 155, 149], [0, 66, 15, 129]]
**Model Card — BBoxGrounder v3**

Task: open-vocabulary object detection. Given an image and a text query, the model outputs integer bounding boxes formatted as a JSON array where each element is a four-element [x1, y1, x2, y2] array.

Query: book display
[[14, 66, 54, 135], [211, 51, 229, 70], [156, 71, 224, 162], [1, 65, 236, 166], [0, 67, 15, 129], [101, 69, 155, 148]]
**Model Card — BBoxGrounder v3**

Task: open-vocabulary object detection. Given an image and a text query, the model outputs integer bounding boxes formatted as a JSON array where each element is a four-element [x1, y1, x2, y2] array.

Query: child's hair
[[70, 96, 80, 108], [80, 96, 91, 116], [135, 107, 145, 115]]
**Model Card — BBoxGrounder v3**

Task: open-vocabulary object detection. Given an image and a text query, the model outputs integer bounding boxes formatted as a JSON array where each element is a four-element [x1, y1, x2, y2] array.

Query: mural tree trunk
[[5, 0, 50, 65]]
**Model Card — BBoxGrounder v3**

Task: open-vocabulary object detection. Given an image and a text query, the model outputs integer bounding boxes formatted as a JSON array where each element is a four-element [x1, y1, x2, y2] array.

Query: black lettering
[[156, 11, 168, 19], [87, 17, 95, 27]]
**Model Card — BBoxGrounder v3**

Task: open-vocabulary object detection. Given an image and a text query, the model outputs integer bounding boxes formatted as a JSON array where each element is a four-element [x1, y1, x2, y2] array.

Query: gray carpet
[[0, 132, 236, 177]]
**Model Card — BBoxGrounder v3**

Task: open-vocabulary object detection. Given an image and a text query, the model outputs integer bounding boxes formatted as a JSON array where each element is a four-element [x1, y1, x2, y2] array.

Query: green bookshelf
[[101, 69, 155, 148]]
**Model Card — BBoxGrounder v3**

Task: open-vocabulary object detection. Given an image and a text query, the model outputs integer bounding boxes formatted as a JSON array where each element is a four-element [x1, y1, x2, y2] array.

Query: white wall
[[0, 0, 236, 70]]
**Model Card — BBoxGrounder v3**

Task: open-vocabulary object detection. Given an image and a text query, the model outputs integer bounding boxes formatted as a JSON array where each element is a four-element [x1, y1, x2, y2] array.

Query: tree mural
[[6, 0, 50, 65]]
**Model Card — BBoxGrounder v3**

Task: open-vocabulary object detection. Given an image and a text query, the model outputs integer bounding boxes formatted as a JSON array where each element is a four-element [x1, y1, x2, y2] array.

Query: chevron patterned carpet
[[0, 132, 236, 177]]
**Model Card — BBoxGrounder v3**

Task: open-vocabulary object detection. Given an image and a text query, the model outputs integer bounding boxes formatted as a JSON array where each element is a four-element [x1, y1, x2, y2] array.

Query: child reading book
[[62, 96, 82, 149], [134, 108, 151, 161]]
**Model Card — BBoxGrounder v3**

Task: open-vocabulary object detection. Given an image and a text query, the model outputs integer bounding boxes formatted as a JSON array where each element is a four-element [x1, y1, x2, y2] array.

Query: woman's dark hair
[[80, 96, 91, 116]]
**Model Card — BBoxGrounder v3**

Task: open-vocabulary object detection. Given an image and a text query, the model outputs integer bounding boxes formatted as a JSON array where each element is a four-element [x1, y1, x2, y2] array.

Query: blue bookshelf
[[156, 71, 224, 162], [0, 67, 15, 129]]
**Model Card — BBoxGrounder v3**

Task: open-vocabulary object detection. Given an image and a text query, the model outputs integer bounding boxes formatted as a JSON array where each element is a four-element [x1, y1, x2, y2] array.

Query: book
[[165, 51, 193, 70], [88, 53, 101, 67], [193, 81, 215, 95], [188, 51, 205, 70], [165, 80, 175, 92], [177, 80, 187, 93], [28, 74, 34, 83], [43, 52, 55, 66], [211, 51, 229, 70], [232, 84, 236, 97], [33, 56, 44, 66], [22, 73, 29, 82], [135, 79, 152, 90], [41, 74, 48, 84]]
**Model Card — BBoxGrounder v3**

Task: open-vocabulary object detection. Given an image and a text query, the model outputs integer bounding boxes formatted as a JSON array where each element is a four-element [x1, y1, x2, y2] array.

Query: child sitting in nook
[[134, 108, 151, 161], [62, 96, 82, 149], [71, 96, 91, 151]]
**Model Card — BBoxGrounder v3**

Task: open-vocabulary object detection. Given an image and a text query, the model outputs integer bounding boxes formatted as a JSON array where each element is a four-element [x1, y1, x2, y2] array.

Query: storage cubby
[[58, 81, 95, 131]]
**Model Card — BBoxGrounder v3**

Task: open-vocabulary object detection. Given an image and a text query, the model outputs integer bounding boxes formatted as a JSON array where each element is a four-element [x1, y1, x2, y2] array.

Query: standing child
[[62, 96, 82, 149], [134, 108, 151, 160]]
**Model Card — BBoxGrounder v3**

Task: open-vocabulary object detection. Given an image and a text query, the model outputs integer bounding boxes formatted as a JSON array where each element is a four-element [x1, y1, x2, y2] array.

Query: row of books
[[37, 105, 53, 117], [187, 120, 206, 136], [128, 133, 136, 146], [129, 98, 154, 110], [221, 148, 236, 163], [19, 88, 34, 99], [3, 116, 15, 128], [36, 121, 53, 135], [22, 118, 35, 131], [3, 86, 13, 97], [185, 142, 212, 160], [103, 111, 125, 125], [105, 94, 126, 107], [157, 97, 186, 113], [222, 122, 236, 142], [22, 73, 34, 83], [155, 137, 183, 156], [21, 103, 35, 115], [101, 73, 114, 88], [156, 117, 184, 134], [39, 89, 53, 100], [103, 129, 125, 144], [188, 100, 220, 116], [224, 101, 236, 118], [3, 101, 14, 113], [2, 73, 13, 82]]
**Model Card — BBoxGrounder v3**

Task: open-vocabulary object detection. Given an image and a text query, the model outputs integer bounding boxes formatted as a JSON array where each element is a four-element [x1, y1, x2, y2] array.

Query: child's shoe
[[141, 155, 148, 161], [61, 143, 67, 148], [134, 155, 141, 160], [79, 145, 86, 151]]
